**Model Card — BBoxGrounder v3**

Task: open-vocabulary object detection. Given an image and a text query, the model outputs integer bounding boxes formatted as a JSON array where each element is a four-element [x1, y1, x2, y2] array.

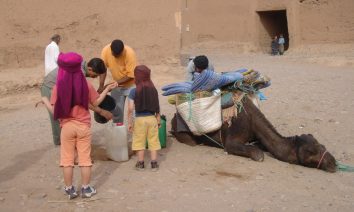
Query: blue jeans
[[111, 86, 134, 123]]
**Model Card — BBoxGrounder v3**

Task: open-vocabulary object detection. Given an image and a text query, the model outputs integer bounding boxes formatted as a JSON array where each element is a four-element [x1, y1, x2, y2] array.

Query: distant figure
[[278, 34, 285, 55], [100, 39, 137, 123], [44, 34, 61, 76], [271, 36, 279, 56], [186, 56, 214, 81]]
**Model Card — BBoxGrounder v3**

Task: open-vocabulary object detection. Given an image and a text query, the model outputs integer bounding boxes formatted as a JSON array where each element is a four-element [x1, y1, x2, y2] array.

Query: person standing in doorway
[[100, 39, 137, 123], [271, 35, 279, 56], [278, 34, 285, 55]]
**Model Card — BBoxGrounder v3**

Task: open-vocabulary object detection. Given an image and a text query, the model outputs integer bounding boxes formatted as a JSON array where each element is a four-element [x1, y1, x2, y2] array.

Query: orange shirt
[[50, 81, 99, 127], [101, 44, 137, 88]]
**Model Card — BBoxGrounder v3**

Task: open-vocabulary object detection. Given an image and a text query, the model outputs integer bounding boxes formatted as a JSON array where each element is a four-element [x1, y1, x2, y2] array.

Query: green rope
[[202, 133, 225, 149], [336, 161, 354, 172], [235, 99, 244, 114], [230, 80, 257, 94]]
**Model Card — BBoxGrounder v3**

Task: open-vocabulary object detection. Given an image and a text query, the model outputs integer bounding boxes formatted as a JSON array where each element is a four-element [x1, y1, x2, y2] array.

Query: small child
[[127, 65, 161, 171], [42, 52, 117, 199]]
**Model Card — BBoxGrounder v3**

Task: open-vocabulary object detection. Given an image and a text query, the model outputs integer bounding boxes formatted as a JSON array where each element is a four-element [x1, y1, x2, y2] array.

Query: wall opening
[[257, 10, 289, 52]]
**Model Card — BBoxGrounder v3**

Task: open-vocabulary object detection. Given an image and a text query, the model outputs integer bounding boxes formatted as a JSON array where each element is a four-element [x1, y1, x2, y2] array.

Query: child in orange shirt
[[42, 52, 117, 199]]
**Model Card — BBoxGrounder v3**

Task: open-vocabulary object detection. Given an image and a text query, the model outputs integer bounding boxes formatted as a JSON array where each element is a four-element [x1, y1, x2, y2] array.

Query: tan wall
[[298, 0, 354, 44], [1, 0, 353, 69], [181, 0, 354, 50], [180, 1, 257, 46], [0, 0, 181, 69]]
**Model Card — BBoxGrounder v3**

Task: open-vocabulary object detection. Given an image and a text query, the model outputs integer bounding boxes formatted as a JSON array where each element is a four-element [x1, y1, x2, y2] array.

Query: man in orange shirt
[[100, 39, 137, 123]]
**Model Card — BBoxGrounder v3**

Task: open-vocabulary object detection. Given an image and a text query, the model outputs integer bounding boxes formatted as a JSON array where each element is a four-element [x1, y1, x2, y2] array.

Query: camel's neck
[[245, 98, 298, 163]]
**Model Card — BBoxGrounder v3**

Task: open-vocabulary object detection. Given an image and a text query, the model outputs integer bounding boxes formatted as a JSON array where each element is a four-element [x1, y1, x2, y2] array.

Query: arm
[[116, 76, 133, 84], [53, 44, 60, 63], [127, 99, 135, 133], [97, 72, 107, 93], [186, 60, 195, 81], [120, 48, 136, 84], [156, 113, 161, 128], [41, 96, 54, 114], [98, 48, 108, 93], [92, 82, 118, 107], [89, 103, 113, 121]]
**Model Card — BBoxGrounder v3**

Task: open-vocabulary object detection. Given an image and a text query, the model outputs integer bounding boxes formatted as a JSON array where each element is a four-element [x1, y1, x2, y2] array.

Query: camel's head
[[296, 134, 336, 173]]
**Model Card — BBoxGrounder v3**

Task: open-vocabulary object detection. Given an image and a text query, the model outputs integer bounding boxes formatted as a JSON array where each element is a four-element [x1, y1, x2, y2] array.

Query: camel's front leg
[[224, 140, 264, 161]]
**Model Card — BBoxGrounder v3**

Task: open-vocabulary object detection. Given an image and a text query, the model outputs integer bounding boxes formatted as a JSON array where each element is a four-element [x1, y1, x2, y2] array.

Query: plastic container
[[158, 115, 167, 148], [106, 122, 129, 162], [146, 115, 167, 149]]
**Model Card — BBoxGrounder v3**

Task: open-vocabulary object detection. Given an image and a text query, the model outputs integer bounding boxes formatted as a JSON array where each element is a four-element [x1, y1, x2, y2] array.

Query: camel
[[171, 95, 337, 172]]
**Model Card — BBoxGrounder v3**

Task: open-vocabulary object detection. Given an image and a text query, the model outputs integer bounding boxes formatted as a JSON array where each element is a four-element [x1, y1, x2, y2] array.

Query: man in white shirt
[[44, 34, 61, 76]]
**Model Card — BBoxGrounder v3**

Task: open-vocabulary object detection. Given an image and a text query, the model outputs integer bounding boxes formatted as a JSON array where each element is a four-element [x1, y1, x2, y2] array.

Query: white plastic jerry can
[[106, 122, 129, 162]]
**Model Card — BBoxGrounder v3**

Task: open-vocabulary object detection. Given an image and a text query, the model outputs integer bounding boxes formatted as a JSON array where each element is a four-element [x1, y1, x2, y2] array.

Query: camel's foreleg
[[224, 140, 264, 161]]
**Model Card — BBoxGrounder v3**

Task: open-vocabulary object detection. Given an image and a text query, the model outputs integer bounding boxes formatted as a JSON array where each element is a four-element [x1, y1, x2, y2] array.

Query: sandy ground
[[0, 50, 354, 212]]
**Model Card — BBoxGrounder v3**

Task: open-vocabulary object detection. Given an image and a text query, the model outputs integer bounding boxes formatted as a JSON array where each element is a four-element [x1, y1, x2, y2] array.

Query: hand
[[100, 109, 113, 121], [128, 123, 134, 133], [156, 115, 161, 128], [104, 82, 118, 92], [35, 100, 44, 108], [97, 85, 104, 94]]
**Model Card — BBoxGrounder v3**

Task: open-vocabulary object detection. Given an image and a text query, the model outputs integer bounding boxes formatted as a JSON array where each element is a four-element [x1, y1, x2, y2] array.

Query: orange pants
[[60, 121, 92, 167]]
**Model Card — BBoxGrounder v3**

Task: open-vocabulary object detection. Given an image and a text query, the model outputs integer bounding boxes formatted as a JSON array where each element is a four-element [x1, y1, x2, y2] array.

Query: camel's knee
[[250, 148, 264, 162]]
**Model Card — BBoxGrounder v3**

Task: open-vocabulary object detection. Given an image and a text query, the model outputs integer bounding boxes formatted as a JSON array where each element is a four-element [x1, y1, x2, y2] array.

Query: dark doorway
[[257, 10, 289, 51]]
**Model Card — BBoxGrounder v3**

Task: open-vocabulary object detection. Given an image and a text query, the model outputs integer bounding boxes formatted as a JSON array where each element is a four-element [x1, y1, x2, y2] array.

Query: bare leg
[[150, 150, 158, 161], [80, 166, 91, 185], [137, 150, 145, 161], [63, 167, 74, 186]]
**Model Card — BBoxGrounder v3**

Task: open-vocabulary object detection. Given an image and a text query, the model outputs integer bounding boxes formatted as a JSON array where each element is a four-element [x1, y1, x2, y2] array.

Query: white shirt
[[44, 41, 60, 76]]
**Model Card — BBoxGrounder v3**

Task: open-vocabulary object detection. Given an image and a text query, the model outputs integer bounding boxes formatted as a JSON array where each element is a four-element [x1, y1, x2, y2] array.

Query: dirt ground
[[1, 48, 354, 212]]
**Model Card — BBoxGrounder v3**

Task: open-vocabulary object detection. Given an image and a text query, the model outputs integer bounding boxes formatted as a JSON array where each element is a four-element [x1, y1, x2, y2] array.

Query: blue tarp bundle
[[162, 69, 244, 96], [161, 82, 192, 96]]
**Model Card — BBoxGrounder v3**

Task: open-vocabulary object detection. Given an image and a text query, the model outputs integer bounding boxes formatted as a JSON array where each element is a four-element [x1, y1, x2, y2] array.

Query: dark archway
[[257, 10, 289, 51]]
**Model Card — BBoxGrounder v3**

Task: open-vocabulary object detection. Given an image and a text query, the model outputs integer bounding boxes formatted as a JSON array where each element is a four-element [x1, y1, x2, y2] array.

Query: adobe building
[[1, 0, 353, 69], [180, 0, 354, 53]]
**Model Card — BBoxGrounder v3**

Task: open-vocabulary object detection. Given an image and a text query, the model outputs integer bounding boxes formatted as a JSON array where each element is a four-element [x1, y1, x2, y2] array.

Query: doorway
[[257, 10, 289, 52]]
